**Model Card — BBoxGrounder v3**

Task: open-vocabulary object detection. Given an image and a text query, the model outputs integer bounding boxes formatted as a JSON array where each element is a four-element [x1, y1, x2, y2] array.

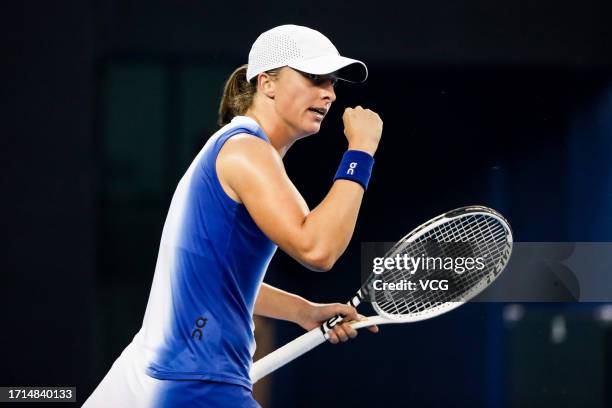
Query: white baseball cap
[[246, 24, 368, 83]]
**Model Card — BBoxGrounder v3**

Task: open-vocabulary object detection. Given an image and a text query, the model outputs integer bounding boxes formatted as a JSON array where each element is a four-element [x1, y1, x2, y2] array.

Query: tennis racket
[[250, 205, 513, 383]]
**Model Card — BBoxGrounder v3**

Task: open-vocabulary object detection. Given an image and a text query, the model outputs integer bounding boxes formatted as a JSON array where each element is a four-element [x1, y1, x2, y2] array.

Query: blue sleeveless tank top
[[134, 116, 277, 390]]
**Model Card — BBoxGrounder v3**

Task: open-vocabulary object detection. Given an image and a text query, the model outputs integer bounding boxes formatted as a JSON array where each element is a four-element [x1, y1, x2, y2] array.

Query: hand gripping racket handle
[[250, 327, 326, 383], [250, 316, 387, 383], [251, 292, 370, 383]]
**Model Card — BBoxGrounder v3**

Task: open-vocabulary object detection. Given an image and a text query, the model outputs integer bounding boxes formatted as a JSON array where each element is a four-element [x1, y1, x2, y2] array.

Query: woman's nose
[[322, 81, 336, 102]]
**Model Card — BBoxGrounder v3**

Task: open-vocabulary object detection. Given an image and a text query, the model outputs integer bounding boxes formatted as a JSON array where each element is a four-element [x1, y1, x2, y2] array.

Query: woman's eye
[[309, 74, 323, 83], [309, 74, 337, 86]]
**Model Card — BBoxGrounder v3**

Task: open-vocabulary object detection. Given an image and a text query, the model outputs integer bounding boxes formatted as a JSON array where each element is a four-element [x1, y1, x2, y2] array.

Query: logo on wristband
[[347, 162, 358, 175], [334, 151, 374, 190]]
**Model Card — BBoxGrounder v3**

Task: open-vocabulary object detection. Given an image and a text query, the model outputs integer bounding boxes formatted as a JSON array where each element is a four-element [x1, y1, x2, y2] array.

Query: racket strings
[[373, 214, 510, 317], [381, 215, 501, 288], [401, 216, 506, 309], [393, 216, 506, 313]]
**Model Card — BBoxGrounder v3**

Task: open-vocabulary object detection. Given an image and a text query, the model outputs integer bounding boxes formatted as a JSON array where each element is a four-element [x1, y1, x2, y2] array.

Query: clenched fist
[[342, 106, 383, 156]]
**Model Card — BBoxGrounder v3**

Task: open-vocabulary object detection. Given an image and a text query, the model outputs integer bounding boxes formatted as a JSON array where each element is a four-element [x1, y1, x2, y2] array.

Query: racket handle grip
[[250, 327, 326, 383]]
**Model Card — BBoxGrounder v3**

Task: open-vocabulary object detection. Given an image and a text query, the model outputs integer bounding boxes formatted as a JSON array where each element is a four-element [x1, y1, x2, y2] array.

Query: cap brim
[[289, 55, 368, 83]]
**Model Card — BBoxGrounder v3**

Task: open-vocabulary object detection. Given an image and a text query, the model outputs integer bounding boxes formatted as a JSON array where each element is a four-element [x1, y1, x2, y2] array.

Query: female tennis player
[[84, 24, 382, 407]]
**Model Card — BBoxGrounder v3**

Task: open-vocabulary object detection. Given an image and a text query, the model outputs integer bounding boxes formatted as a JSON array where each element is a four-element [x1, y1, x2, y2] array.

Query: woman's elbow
[[301, 249, 338, 272]]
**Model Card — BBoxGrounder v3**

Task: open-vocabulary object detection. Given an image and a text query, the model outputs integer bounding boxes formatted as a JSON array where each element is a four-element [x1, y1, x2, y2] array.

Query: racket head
[[367, 206, 513, 322]]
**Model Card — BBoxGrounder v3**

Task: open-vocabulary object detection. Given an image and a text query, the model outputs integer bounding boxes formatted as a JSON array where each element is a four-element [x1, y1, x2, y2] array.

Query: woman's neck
[[243, 107, 297, 159]]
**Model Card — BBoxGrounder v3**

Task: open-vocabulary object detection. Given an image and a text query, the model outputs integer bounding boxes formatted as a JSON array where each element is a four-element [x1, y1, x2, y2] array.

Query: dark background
[[3, 1, 612, 407]]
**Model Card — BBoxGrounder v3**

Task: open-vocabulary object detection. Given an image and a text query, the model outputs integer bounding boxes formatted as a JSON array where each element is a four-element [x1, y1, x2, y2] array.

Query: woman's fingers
[[342, 322, 358, 339], [329, 322, 358, 343], [354, 313, 379, 333], [325, 312, 380, 344], [327, 322, 378, 344], [335, 304, 358, 322]]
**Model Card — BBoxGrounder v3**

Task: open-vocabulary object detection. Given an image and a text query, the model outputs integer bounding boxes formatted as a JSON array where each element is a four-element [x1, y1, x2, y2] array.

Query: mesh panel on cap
[[249, 33, 303, 75]]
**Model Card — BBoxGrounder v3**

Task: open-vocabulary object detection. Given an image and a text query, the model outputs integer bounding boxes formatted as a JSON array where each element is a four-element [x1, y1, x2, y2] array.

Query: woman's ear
[[257, 73, 276, 99]]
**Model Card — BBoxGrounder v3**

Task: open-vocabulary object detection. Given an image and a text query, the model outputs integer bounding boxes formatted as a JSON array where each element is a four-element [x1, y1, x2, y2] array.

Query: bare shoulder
[[218, 133, 281, 167], [216, 133, 285, 202]]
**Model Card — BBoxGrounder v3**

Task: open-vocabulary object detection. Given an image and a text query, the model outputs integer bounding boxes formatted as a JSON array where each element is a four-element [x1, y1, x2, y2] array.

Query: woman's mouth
[[307, 107, 328, 121]]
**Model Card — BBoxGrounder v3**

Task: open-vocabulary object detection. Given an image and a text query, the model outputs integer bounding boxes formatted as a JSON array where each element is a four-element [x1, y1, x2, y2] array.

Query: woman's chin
[[293, 117, 322, 138], [304, 119, 322, 134], [309, 125, 321, 135]]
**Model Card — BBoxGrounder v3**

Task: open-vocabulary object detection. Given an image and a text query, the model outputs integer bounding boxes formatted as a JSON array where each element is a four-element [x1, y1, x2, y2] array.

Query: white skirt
[[82, 341, 261, 408], [83, 341, 165, 408]]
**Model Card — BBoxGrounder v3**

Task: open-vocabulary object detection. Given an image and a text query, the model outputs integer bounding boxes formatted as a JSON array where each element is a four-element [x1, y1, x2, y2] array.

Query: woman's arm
[[253, 283, 311, 324], [217, 107, 382, 271], [254, 283, 378, 343]]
